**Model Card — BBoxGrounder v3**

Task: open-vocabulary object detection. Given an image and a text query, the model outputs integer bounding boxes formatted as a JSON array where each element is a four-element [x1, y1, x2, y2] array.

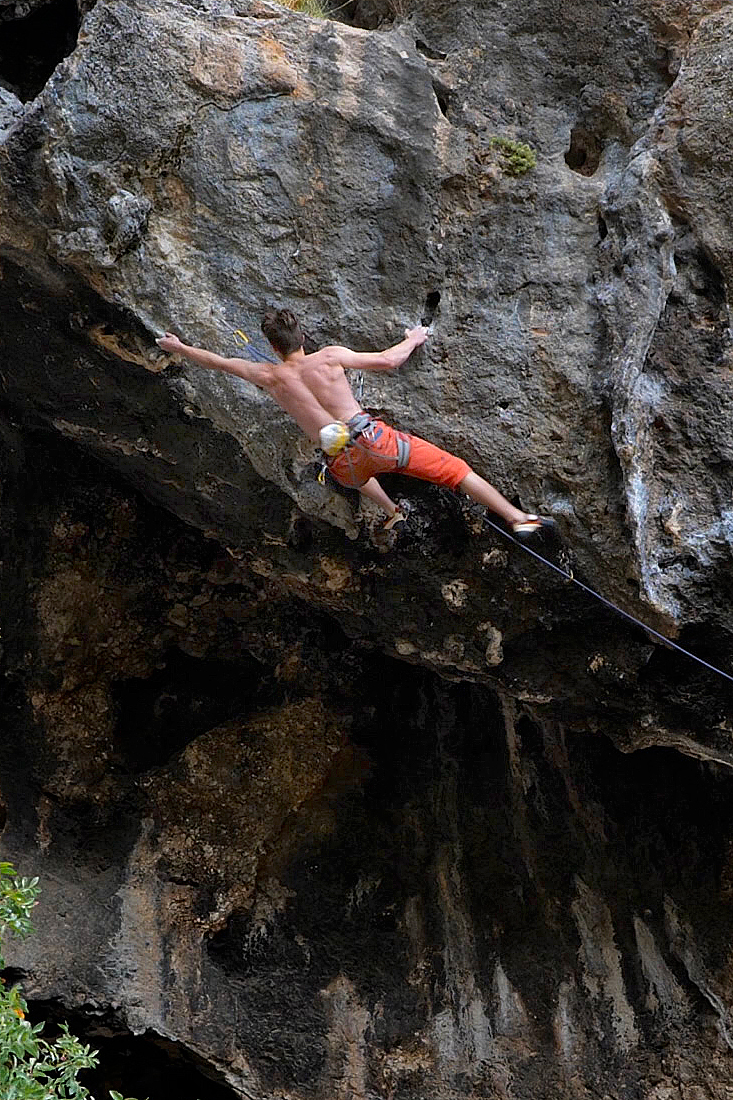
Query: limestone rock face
[[1, 0, 732, 626], [0, 86, 22, 137], [2, 434, 733, 1100], [2, 0, 733, 1097]]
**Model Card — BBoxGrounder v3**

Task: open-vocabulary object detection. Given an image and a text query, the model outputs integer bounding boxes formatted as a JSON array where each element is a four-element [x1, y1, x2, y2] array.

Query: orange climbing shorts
[[327, 417, 472, 491]]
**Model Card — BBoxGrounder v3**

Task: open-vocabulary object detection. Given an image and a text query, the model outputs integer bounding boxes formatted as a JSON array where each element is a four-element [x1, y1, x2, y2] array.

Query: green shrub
[[0, 862, 141, 1100], [489, 135, 537, 176], [274, 0, 330, 17]]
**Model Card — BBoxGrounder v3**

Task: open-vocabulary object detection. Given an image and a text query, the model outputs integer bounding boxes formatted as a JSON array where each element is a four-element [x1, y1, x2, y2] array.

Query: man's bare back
[[263, 349, 365, 442], [156, 328, 428, 444], [156, 311, 553, 537]]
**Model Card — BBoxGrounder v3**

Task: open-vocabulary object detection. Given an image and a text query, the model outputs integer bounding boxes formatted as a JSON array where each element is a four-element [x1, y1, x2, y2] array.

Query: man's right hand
[[405, 325, 429, 345], [156, 332, 185, 353]]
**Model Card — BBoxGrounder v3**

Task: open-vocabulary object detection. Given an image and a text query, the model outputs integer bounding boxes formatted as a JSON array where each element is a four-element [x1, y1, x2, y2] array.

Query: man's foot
[[383, 507, 407, 531], [510, 515, 558, 540]]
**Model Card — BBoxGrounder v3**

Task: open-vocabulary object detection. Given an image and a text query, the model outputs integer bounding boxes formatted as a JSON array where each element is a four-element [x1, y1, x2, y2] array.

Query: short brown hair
[[260, 308, 303, 356]]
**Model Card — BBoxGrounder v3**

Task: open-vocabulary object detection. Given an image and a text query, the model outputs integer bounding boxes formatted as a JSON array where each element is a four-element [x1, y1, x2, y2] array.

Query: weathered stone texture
[[0, 0, 731, 628], [2, 0, 733, 1097], [0, 431, 729, 1099]]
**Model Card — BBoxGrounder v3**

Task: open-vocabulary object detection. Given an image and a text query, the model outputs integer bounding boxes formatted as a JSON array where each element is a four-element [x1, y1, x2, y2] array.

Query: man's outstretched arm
[[333, 325, 429, 371], [156, 333, 271, 386]]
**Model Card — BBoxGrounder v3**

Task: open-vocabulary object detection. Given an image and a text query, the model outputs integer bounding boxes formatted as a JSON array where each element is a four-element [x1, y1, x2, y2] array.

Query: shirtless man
[[156, 308, 555, 536]]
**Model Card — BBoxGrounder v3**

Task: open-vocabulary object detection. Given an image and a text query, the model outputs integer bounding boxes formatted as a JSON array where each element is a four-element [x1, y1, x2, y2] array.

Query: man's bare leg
[[359, 477, 400, 518], [457, 471, 532, 526], [360, 471, 540, 531]]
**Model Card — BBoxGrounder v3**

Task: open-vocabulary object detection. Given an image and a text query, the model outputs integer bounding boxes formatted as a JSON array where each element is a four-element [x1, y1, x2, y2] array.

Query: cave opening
[[432, 78, 451, 119], [113, 646, 267, 772], [0, 0, 81, 102], [26, 1002, 239, 1100], [423, 289, 441, 326], [326, 0, 406, 29], [564, 125, 602, 177]]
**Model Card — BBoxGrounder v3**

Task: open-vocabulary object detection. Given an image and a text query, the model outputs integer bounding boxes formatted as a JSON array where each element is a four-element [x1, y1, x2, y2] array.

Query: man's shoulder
[[307, 345, 347, 366], [244, 359, 275, 387]]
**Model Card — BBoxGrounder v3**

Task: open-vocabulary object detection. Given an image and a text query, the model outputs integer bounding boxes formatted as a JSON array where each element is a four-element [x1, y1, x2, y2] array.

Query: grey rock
[[0, 424, 730, 1100], [0, 0, 731, 732], [2, 1, 733, 1097], [0, 0, 731, 641], [0, 84, 22, 138]]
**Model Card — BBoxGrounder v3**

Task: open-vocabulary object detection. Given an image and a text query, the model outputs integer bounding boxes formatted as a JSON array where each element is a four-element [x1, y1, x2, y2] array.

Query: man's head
[[260, 308, 304, 357]]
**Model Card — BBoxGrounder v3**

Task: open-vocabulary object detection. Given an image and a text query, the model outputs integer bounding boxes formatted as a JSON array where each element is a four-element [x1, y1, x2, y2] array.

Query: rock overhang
[[0, 0, 732, 710]]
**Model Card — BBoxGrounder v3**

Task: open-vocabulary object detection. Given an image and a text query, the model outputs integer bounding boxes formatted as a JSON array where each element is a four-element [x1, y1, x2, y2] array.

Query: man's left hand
[[156, 332, 184, 353], [405, 325, 429, 345]]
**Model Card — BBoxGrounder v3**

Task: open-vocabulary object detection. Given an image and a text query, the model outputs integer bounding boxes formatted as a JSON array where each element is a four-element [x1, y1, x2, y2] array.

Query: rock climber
[[156, 309, 556, 537]]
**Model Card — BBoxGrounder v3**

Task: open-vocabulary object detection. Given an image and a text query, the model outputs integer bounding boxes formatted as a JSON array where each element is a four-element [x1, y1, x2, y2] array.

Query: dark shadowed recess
[[26, 1002, 239, 1100], [112, 647, 268, 772], [205, 667, 733, 1095], [422, 288, 441, 324], [0, 0, 81, 101], [565, 125, 603, 176], [331, 0, 403, 29]]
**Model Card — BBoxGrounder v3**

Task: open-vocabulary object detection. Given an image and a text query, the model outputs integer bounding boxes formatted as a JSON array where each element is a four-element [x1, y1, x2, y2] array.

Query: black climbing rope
[[228, 320, 729, 685], [483, 515, 733, 687]]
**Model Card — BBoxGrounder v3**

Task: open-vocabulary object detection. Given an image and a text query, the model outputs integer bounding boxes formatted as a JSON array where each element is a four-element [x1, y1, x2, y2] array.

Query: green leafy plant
[[0, 864, 38, 951], [274, 0, 330, 17], [489, 135, 537, 176], [0, 862, 142, 1100]]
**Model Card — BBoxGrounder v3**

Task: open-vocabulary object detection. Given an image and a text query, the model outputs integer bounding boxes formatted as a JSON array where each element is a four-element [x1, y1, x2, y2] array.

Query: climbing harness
[[483, 515, 733, 687], [317, 372, 366, 477], [317, 413, 370, 483], [319, 413, 372, 459], [318, 413, 412, 488], [317, 415, 368, 484]]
